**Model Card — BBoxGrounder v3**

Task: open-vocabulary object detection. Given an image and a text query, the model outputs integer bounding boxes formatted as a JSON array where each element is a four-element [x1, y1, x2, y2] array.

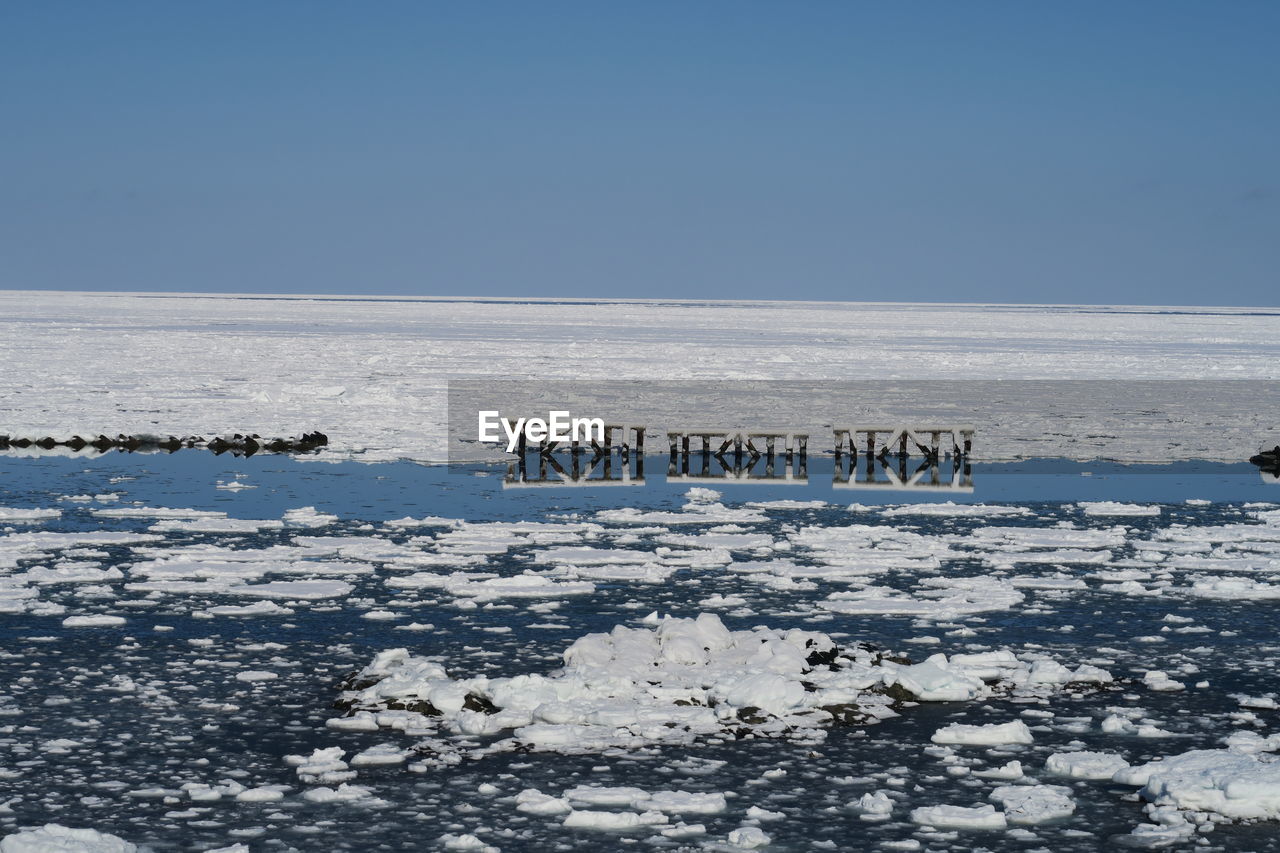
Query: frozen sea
[[3, 292, 1279, 462], [2, 295, 1280, 852]]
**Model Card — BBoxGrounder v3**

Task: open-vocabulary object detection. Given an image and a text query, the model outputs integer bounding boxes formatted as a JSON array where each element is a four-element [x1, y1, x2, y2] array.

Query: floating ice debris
[[820, 577, 1024, 619], [657, 531, 776, 550], [989, 785, 1075, 824], [234, 670, 278, 682], [439, 834, 498, 852], [287, 746, 355, 784], [1045, 750, 1131, 780], [282, 506, 340, 526], [1114, 747, 1280, 821], [61, 614, 126, 628], [92, 506, 226, 519], [745, 499, 827, 509], [335, 615, 911, 753], [973, 760, 1024, 780], [0, 508, 61, 524], [880, 503, 1030, 517], [966, 525, 1128, 550], [1183, 576, 1280, 600], [235, 785, 289, 802], [909, 803, 1007, 830], [553, 562, 676, 583], [562, 786, 727, 814], [17, 563, 123, 585], [150, 517, 284, 533], [1079, 502, 1161, 516], [931, 720, 1034, 746], [227, 579, 354, 600], [350, 743, 409, 766], [533, 547, 656, 566], [0, 826, 139, 852], [1008, 573, 1087, 590], [595, 501, 768, 525], [1142, 671, 1186, 692], [853, 790, 895, 818], [201, 601, 294, 617], [726, 826, 771, 848], [301, 783, 387, 806], [515, 789, 573, 815], [562, 809, 667, 830], [333, 615, 1110, 760], [447, 574, 596, 602]]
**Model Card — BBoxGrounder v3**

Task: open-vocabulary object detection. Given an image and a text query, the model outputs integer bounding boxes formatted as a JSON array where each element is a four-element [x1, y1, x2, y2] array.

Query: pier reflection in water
[[834, 452, 973, 493], [502, 444, 976, 492], [503, 447, 645, 488]]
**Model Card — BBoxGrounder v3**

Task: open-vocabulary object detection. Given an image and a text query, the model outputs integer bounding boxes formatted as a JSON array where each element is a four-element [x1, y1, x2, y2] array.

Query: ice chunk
[[931, 720, 1034, 746], [909, 803, 1007, 830], [989, 785, 1075, 824], [1114, 748, 1280, 820], [1045, 751, 1130, 780], [0, 825, 137, 852]]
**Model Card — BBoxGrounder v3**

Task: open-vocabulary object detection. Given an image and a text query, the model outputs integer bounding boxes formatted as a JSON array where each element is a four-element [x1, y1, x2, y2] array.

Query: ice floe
[[1114, 746, 1280, 820], [331, 614, 1111, 763], [989, 784, 1075, 824], [0, 825, 138, 852]]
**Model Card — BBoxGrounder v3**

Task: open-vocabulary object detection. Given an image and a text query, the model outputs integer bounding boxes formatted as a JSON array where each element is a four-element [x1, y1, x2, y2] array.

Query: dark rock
[[1249, 446, 1280, 468], [383, 698, 441, 716], [804, 647, 840, 668], [821, 703, 872, 726], [3, 430, 330, 456], [462, 693, 498, 714]]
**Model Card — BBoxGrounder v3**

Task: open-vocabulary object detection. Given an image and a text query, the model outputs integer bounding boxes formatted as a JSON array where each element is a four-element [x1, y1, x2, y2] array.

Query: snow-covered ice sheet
[[3, 293, 1279, 462]]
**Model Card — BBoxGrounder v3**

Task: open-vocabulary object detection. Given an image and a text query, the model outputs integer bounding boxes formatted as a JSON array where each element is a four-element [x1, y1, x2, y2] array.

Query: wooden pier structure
[[665, 427, 808, 483], [833, 425, 974, 461], [666, 428, 807, 462], [504, 423, 645, 488], [518, 424, 645, 458], [834, 455, 973, 492]]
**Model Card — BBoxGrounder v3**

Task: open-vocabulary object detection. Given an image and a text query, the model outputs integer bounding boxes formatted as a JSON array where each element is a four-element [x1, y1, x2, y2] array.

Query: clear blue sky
[[2, 2, 1277, 305]]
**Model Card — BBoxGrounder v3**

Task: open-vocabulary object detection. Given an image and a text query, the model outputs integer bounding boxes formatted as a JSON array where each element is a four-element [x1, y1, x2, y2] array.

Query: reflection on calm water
[[504, 447, 645, 488], [834, 453, 974, 493], [500, 442, 977, 493]]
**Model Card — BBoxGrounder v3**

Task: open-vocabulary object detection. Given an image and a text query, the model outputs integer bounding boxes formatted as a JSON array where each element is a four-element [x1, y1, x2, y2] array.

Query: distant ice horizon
[[2, 288, 1277, 313], [3, 291, 1278, 464]]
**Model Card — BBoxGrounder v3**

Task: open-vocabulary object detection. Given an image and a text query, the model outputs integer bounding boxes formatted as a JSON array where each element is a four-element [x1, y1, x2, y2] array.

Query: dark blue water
[[0, 452, 1277, 852], [0, 452, 1273, 522]]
